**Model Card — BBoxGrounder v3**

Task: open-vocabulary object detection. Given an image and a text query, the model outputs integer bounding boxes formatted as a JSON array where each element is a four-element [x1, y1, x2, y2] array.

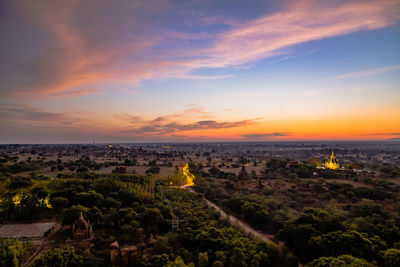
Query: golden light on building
[[325, 149, 339, 170]]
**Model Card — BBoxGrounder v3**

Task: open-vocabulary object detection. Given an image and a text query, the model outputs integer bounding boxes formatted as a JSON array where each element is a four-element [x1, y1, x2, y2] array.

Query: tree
[[253, 209, 270, 227], [379, 219, 400, 247], [32, 246, 83, 267], [230, 247, 246, 267], [165, 256, 194, 267], [124, 159, 137, 166], [0, 240, 18, 267], [256, 251, 270, 266], [57, 165, 64, 171], [51, 197, 69, 214], [62, 205, 89, 225], [306, 255, 374, 267], [8, 177, 32, 189], [295, 166, 313, 178], [378, 249, 400, 267], [198, 252, 208, 267], [149, 254, 169, 266], [30, 186, 48, 200], [76, 166, 88, 173], [238, 156, 249, 165], [141, 207, 164, 233], [145, 166, 160, 175], [265, 158, 287, 170], [308, 158, 321, 167], [279, 223, 317, 256], [148, 236, 172, 255], [212, 260, 224, 267], [0, 239, 35, 267], [251, 253, 261, 267], [104, 197, 121, 208], [87, 206, 102, 225], [74, 191, 104, 207], [307, 230, 387, 261], [215, 251, 226, 265], [241, 202, 256, 221]]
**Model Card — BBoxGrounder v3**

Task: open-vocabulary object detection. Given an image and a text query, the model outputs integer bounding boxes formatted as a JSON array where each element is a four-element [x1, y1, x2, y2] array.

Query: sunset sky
[[1, 0, 400, 143]]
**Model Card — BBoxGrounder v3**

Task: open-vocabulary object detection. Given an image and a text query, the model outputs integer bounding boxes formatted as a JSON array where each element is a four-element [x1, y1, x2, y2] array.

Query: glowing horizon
[[1, 0, 399, 143]]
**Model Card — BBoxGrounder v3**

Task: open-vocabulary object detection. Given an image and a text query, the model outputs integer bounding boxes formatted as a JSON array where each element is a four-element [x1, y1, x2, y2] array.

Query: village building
[[110, 241, 145, 267]]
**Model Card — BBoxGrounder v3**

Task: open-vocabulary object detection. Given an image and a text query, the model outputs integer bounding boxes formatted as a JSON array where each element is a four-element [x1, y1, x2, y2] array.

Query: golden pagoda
[[325, 149, 339, 170]]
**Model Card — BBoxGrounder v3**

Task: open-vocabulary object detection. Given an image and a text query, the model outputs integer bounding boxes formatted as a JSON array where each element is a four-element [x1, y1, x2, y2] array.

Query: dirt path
[[185, 187, 277, 243], [181, 166, 279, 243], [24, 223, 62, 266], [204, 197, 275, 242]]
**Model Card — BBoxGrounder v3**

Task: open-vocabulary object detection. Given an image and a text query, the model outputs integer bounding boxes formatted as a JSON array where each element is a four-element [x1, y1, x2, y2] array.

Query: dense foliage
[[193, 159, 400, 266], [0, 239, 36, 267], [0, 170, 295, 266], [0, 150, 399, 266]]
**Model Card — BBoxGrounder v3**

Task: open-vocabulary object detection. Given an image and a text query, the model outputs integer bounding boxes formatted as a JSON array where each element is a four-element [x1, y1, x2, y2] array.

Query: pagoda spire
[[325, 149, 339, 170]]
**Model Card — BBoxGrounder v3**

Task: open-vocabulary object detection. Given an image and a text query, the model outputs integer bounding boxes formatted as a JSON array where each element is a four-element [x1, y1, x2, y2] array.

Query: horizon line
[[1, 140, 399, 145]]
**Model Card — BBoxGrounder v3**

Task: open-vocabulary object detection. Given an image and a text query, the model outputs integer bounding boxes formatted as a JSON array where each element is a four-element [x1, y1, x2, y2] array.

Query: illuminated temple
[[325, 150, 339, 170]]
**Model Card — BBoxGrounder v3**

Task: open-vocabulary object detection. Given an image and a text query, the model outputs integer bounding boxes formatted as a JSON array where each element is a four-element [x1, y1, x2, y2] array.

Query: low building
[[110, 241, 145, 267]]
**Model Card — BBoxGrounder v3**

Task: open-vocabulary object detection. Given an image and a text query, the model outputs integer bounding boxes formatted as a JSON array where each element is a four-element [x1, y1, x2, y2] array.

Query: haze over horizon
[[1, 0, 400, 143]]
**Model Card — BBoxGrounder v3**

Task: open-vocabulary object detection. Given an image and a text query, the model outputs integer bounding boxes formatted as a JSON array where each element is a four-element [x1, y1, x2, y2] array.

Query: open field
[[0, 222, 56, 239]]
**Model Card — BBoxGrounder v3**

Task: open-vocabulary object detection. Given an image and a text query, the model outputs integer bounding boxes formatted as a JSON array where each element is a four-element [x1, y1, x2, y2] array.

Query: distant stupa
[[325, 150, 339, 170], [238, 165, 248, 180]]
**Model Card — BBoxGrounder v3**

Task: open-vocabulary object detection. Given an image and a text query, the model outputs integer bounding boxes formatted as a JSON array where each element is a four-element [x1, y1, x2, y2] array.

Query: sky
[[1, 0, 400, 143]]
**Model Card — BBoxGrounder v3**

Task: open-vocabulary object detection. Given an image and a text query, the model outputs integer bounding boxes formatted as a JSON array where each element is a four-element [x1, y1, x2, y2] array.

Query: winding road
[[181, 166, 275, 243], [186, 187, 275, 243]]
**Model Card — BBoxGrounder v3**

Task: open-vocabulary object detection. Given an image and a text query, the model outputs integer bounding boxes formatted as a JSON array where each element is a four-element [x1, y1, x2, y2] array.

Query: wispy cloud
[[164, 74, 232, 80], [0, 106, 65, 121], [369, 133, 400, 141], [352, 85, 382, 92], [369, 132, 400, 136], [115, 106, 261, 136], [124, 118, 259, 135], [242, 132, 291, 139], [220, 108, 237, 112], [335, 64, 400, 80], [202, 0, 400, 68], [29, 88, 103, 100], [0, 106, 80, 125], [1, 0, 399, 99], [112, 106, 212, 127]]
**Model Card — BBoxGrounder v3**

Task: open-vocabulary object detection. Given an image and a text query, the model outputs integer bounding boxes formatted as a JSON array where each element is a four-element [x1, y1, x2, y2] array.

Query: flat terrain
[[0, 222, 56, 239]]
